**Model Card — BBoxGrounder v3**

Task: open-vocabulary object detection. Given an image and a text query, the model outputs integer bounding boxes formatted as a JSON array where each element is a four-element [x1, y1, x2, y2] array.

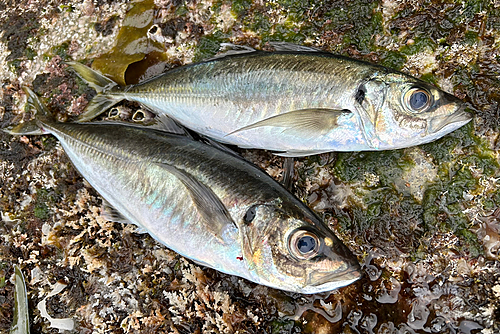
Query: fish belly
[[54, 130, 249, 277]]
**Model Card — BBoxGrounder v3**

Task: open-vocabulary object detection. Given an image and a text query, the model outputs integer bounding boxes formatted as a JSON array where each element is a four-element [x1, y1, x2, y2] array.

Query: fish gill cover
[[0, 0, 499, 333]]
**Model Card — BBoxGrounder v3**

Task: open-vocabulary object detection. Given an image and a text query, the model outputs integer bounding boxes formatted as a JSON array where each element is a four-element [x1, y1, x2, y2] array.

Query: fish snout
[[306, 235, 362, 288], [427, 103, 472, 134], [306, 263, 362, 288]]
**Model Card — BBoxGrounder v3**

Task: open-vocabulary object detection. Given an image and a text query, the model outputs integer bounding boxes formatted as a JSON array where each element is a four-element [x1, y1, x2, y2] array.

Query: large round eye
[[403, 88, 432, 112], [244, 206, 256, 224], [288, 230, 320, 260]]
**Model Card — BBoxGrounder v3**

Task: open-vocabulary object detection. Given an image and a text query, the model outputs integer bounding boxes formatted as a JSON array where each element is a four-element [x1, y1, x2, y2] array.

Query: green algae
[[25, 48, 36, 61], [51, 42, 71, 60], [58, 4, 75, 13], [33, 205, 50, 220], [323, 1, 382, 53], [379, 51, 407, 70], [7, 60, 22, 75], [270, 319, 296, 333], [332, 119, 489, 257], [333, 150, 407, 183], [399, 37, 436, 56], [192, 30, 228, 62], [174, 3, 189, 17], [34, 189, 53, 220], [231, 0, 252, 18]]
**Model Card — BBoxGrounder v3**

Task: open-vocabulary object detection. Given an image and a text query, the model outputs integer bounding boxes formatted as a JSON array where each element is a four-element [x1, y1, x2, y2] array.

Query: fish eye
[[404, 88, 432, 112], [244, 206, 257, 224], [288, 230, 320, 260]]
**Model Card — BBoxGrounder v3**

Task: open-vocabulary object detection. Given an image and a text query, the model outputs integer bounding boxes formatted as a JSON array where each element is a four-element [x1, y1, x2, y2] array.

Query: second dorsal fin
[[268, 41, 325, 53], [206, 43, 258, 61]]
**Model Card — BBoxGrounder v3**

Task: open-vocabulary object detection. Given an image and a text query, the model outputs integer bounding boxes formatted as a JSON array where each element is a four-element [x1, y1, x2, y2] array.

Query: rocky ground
[[0, 0, 499, 333]]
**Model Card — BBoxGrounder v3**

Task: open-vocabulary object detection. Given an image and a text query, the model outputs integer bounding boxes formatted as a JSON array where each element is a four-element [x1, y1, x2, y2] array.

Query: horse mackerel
[[4, 87, 361, 294], [71, 43, 471, 156]]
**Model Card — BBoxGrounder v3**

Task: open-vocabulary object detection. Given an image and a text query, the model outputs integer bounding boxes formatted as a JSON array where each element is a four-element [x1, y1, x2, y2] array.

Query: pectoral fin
[[281, 157, 295, 191], [228, 108, 350, 137], [100, 201, 148, 234], [159, 163, 236, 241], [153, 114, 189, 135]]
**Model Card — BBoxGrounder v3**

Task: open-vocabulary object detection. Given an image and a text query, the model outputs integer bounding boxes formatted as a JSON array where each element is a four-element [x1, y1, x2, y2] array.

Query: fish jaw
[[247, 251, 362, 294], [426, 104, 472, 136], [266, 257, 362, 294], [299, 234, 362, 294], [371, 98, 470, 150], [303, 265, 362, 294]]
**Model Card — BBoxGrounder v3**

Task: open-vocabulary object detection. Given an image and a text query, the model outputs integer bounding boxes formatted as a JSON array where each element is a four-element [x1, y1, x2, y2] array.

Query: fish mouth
[[427, 105, 472, 134], [307, 264, 362, 288]]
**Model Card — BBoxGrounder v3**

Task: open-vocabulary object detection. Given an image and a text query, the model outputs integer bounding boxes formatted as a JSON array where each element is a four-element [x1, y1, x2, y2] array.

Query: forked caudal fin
[[67, 61, 122, 122], [3, 87, 121, 136], [3, 87, 50, 136]]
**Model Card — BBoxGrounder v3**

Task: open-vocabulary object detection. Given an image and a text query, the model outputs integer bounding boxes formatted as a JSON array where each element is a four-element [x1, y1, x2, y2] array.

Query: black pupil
[[244, 207, 256, 223], [297, 235, 316, 254], [410, 91, 428, 110]]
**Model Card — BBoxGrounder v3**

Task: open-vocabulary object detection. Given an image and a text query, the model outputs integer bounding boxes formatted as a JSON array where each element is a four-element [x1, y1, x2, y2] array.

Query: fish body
[[6, 88, 361, 294], [72, 43, 471, 156]]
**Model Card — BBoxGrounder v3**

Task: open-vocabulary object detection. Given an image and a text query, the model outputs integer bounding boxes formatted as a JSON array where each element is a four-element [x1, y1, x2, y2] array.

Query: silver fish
[[5, 88, 361, 294], [70, 42, 471, 157]]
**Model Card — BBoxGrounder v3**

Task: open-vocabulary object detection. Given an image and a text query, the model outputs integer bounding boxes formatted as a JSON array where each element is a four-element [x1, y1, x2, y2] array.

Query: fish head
[[357, 72, 471, 149], [240, 203, 361, 294]]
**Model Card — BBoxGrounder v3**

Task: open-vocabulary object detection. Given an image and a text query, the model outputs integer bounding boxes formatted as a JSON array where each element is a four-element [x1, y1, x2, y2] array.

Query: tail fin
[[67, 61, 123, 122], [3, 87, 49, 135]]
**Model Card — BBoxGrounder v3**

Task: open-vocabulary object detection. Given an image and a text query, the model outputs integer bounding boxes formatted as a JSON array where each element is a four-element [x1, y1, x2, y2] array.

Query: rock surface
[[0, 0, 499, 333]]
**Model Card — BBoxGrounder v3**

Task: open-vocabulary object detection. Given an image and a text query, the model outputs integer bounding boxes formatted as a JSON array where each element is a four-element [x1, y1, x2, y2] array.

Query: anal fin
[[101, 201, 149, 234], [101, 200, 132, 224]]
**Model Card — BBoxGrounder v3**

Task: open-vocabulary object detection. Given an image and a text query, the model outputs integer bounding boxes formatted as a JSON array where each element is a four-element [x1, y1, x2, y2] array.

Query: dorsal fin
[[268, 42, 326, 53], [206, 43, 259, 61], [206, 42, 330, 62]]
